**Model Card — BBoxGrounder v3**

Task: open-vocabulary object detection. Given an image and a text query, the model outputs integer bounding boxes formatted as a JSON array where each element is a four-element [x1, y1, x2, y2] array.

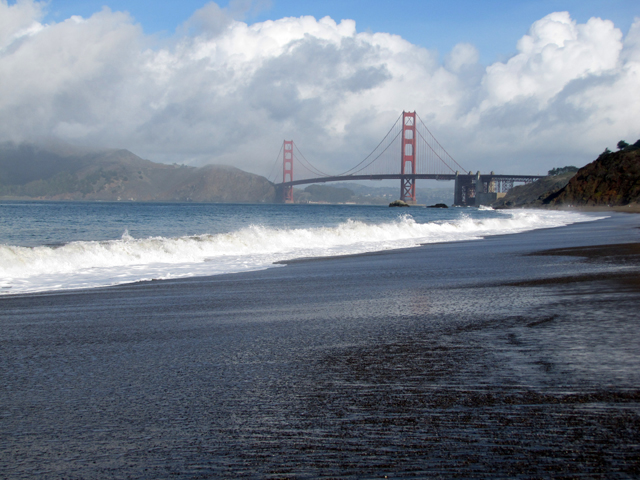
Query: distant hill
[[0, 143, 276, 203], [494, 141, 640, 209], [293, 182, 454, 205]]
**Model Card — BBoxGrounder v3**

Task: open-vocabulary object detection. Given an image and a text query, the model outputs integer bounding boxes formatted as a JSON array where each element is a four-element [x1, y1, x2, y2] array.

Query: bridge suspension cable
[[335, 113, 403, 176], [274, 110, 539, 205], [344, 130, 403, 176], [267, 142, 284, 183], [293, 142, 331, 178], [415, 129, 456, 174], [415, 113, 466, 173], [277, 110, 467, 186]]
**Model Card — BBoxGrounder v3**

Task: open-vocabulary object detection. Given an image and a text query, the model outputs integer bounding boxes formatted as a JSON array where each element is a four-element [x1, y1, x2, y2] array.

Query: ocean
[[0, 201, 604, 295]]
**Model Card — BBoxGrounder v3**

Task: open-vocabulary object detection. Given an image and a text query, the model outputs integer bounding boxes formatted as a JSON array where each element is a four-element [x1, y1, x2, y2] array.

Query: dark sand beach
[[2, 212, 640, 478]]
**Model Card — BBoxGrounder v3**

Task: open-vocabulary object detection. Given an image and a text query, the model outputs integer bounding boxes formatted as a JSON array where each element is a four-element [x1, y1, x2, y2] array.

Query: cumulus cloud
[[462, 12, 639, 168], [0, 1, 638, 176], [445, 42, 479, 73], [480, 13, 622, 107], [0, 0, 45, 49]]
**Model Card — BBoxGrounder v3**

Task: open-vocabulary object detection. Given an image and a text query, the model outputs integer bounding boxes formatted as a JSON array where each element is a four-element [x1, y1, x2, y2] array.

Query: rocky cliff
[[547, 146, 640, 207], [0, 143, 276, 203], [493, 172, 575, 208], [494, 141, 640, 208]]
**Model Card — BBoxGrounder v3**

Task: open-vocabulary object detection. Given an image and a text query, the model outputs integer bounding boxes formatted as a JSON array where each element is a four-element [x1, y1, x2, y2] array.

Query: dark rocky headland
[[494, 140, 640, 210]]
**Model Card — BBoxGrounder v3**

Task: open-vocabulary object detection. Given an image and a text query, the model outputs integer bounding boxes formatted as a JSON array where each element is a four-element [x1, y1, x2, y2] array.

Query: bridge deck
[[278, 174, 543, 188]]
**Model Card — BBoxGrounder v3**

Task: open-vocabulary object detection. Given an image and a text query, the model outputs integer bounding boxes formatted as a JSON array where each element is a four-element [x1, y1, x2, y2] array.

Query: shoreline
[[496, 203, 640, 213], [2, 212, 640, 478], [0, 208, 623, 298]]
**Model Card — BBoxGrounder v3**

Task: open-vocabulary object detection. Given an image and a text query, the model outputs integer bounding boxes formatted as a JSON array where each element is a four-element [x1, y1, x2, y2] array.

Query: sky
[[1, 0, 640, 178]]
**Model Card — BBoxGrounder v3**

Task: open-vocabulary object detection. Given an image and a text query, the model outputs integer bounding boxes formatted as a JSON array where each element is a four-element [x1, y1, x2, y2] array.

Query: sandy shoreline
[[1, 212, 640, 478], [505, 242, 640, 289], [502, 203, 640, 213]]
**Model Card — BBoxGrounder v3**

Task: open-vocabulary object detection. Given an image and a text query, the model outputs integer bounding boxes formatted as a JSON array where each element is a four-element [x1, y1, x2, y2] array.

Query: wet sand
[[1, 213, 640, 478], [509, 242, 640, 288]]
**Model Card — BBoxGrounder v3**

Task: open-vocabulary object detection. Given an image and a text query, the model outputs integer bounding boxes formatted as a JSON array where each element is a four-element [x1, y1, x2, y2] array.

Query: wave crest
[[0, 209, 601, 294]]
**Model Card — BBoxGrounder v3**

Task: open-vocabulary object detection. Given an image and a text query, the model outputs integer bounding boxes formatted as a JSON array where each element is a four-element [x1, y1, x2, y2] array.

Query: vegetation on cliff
[[547, 166, 578, 176]]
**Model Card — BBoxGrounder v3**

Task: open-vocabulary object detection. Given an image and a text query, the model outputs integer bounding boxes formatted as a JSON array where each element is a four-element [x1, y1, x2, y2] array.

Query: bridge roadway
[[277, 173, 544, 206]]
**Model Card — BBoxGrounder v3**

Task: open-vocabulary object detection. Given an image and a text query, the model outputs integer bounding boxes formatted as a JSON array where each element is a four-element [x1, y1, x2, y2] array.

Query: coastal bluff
[[0, 142, 276, 203], [494, 141, 640, 209]]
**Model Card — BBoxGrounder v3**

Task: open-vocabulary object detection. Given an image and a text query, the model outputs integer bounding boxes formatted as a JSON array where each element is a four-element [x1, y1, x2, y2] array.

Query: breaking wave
[[0, 209, 601, 294]]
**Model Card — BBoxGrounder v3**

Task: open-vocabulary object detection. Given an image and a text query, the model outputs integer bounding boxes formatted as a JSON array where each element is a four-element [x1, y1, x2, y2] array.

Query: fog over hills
[[0, 142, 276, 203], [0, 142, 459, 205]]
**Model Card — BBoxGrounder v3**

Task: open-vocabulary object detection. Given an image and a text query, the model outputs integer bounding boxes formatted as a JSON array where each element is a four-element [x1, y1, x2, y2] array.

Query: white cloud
[[622, 17, 640, 62], [480, 12, 623, 107], [457, 12, 639, 172], [445, 42, 479, 73], [0, 0, 45, 49], [0, 1, 638, 177]]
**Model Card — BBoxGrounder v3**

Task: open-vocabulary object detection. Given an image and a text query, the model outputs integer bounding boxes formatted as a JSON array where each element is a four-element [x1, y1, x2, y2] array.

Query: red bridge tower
[[283, 140, 294, 203], [400, 111, 417, 203]]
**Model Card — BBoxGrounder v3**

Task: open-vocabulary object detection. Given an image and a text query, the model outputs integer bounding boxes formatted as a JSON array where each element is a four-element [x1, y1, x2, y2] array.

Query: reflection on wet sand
[[1, 217, 639, 478]]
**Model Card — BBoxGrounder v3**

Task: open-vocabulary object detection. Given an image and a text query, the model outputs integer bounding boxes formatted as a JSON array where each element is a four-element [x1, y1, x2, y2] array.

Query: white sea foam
[[0, 209, 603, 294]]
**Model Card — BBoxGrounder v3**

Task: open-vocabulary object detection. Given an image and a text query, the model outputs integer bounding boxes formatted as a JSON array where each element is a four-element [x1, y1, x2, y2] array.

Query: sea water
[[0, 201, 604, 295]]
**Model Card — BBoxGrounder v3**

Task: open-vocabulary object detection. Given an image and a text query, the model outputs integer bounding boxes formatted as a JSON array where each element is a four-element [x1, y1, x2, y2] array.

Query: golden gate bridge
[[269, 111, 542, 206]]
